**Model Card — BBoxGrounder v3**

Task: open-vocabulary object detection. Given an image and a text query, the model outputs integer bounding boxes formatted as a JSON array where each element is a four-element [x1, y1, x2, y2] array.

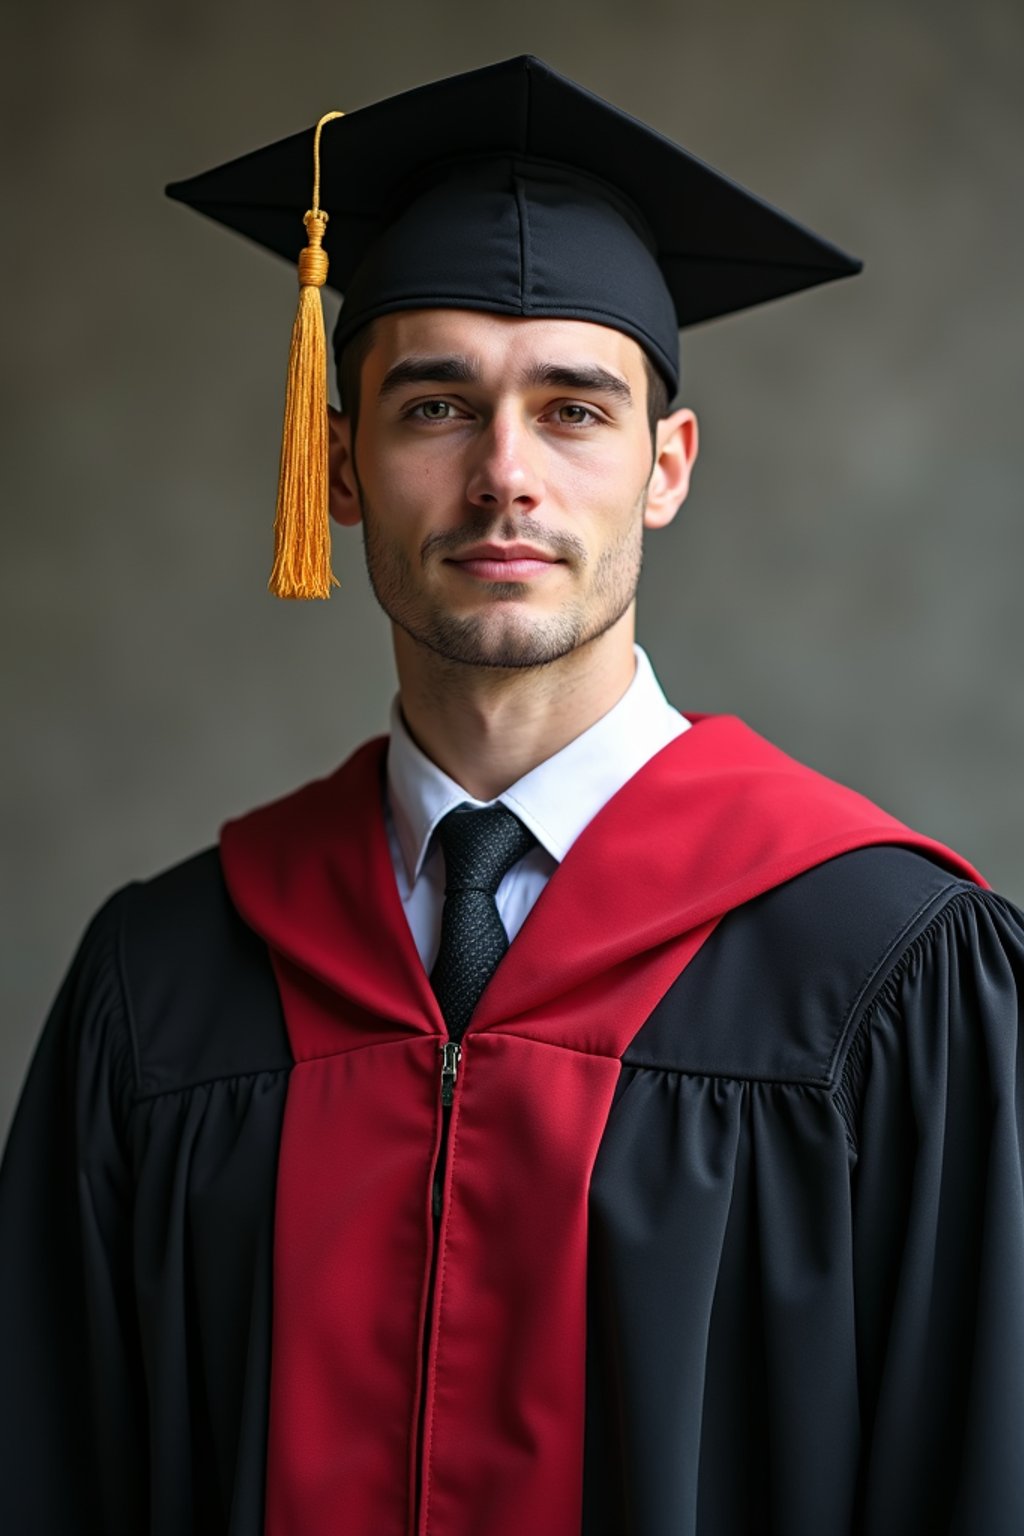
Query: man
[[2, 54, 1022, 1536]]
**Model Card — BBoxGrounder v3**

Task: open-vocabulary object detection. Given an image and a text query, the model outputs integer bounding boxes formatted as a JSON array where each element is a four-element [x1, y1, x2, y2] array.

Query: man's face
[[332, 308, 690, 670]]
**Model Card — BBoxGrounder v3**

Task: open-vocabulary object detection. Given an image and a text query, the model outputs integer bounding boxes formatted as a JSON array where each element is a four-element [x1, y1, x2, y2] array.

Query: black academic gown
[[2, 720, 1023, 1536]]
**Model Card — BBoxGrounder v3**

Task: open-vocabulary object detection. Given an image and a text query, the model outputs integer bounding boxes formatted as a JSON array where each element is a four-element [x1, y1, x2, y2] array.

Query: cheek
[[552, 445, 649, 538], [550, 430, 649, 494], [363, 430, 465, 518]]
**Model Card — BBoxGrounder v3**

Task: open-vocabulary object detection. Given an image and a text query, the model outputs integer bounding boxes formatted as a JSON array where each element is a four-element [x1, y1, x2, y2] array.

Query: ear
[[643, 407, 699, 531], [328, 403, 363, 527]]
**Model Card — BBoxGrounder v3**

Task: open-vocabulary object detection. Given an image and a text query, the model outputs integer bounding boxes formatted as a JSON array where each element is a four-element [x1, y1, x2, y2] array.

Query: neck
[[393, 611, 638, 801]]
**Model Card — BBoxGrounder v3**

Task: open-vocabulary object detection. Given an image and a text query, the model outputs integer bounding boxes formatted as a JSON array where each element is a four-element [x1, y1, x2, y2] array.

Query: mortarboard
[[166, 55, 862, 599]]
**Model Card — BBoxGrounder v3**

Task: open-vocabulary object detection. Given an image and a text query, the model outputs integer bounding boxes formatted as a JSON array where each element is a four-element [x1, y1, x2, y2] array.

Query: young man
[[2, 55, 1023, 1536]]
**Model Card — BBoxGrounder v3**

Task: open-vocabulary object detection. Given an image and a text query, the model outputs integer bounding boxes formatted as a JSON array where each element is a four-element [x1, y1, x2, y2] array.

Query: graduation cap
[[166, 55, 862, 599]]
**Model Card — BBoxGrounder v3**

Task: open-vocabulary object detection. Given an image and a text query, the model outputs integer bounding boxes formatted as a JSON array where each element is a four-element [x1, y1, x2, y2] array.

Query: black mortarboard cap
[[166, 53, 862, 395]]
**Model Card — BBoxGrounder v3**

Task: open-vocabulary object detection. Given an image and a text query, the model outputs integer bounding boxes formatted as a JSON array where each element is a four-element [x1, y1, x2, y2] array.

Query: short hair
[[337, 320, 672, 445]]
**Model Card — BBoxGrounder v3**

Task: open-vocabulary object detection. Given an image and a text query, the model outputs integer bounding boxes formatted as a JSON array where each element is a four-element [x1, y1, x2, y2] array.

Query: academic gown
[[2, 714, 1023, 1536]]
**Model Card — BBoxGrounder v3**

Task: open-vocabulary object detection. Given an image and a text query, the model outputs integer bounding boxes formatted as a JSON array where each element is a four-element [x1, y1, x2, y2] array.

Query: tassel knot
[[297, 213, 330, 286]]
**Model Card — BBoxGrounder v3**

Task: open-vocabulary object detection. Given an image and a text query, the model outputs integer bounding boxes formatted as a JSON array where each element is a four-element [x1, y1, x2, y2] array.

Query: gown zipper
[[412, 1036, 462, 1533]]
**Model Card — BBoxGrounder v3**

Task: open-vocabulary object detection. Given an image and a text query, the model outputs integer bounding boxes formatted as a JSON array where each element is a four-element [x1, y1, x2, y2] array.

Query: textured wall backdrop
[[2, 0, 1022, 1141]]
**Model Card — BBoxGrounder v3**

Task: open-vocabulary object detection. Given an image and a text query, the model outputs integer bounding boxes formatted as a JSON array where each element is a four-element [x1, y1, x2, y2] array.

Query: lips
[[446, 542, 564, 583], [451, 543, 560, 564]]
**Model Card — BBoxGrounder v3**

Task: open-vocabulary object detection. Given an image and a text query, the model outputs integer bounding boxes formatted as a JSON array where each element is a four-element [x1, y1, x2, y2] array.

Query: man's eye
[[555, 403, 598, 426], [412, 400, 456, 421]]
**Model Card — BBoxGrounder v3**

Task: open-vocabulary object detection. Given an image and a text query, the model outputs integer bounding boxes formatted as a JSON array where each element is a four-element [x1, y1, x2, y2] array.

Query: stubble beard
[[359, 494, 646, 671]]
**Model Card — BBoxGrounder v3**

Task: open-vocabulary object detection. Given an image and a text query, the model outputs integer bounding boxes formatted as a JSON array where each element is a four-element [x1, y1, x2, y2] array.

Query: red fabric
[[219, 714, 984, 1536]]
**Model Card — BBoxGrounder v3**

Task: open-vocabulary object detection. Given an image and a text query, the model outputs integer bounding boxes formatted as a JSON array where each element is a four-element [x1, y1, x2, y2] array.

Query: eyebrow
[[520, 362, 633, 407], [377, 354, 633, 407], [378, 355, 478, 398]]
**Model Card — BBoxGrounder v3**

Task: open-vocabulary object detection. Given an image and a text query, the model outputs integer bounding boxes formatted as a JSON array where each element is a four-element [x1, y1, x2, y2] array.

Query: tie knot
[[436, 803, 537, 897]]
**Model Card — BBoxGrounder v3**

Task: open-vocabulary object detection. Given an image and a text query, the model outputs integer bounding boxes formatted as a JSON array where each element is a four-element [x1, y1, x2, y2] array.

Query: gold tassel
[[269, 110, 345, 599]]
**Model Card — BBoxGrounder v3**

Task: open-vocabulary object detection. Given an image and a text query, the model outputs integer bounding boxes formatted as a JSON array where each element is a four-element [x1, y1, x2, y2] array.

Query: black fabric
[[0, 851, 292, 1536], [430, 802, 537, 1043], [164, 55, 863, 393], [331, 154, 684, 389], [584, 848, 1024, 1535], [2, 845, 1023, 1534]]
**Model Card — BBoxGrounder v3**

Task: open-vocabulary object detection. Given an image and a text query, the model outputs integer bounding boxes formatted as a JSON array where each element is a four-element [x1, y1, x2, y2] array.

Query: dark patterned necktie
[[429, 803, 537, 1042]]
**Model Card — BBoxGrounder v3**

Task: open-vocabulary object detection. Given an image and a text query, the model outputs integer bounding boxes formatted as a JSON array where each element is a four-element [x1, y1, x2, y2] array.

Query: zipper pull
[[440, 1041, 462, 1106]]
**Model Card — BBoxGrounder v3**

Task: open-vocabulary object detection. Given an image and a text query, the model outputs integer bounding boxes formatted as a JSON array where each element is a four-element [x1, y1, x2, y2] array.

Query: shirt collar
[[386, 645, 689, 886]]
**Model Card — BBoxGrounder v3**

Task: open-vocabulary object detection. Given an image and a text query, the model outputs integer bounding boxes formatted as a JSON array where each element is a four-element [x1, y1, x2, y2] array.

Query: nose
[[464, 408, 544, 516]]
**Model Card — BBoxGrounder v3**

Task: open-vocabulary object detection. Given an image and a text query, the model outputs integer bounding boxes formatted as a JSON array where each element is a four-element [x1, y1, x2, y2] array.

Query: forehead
[[363, 308, 647, 382]]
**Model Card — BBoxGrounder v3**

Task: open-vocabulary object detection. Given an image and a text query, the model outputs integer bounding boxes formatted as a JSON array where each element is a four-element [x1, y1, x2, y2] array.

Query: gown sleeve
[[0, 892, 149, 1536], [840, 885, 1024, 1535]]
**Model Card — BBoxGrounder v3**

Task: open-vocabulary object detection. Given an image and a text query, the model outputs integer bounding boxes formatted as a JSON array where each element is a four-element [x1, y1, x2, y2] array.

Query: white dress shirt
[[384, 645, 690, 971]]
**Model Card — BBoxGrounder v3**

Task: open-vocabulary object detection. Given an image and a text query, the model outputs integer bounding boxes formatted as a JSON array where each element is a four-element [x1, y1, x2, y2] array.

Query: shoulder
[[85, 847, 291, 1099], [624, 845, 985, 1083], [115, 844, 265, 993], [834, 878, 1024, 1146]]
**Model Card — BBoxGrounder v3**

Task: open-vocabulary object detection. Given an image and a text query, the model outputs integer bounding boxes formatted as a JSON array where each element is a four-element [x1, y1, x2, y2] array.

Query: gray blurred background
[[2, 0, 1021, 1142]]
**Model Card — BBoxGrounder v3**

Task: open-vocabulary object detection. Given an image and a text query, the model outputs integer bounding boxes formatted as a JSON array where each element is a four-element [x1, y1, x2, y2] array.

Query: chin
[[401, 589, 638, 671], [408, 606, 590, 671]]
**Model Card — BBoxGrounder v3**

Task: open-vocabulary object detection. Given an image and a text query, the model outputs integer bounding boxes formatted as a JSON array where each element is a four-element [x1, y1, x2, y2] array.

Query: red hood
[[222, 713, 983, 1055]]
